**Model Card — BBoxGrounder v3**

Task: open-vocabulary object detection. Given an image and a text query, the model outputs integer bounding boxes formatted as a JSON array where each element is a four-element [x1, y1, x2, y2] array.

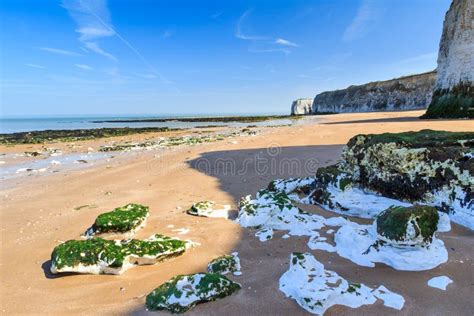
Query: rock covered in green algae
[[341, 129, 473, 201], [0, 127, 174, 144], [340, 129, 473, 229], [207, 252, 242, 276], [186, 201, 230, 218], [84, 203, 149, 238], [376, 205, 439, 246], [50, 234, 187, 275], [145, 273, 241, 313], [267, 177, 316, 203], [311, 164, 353, 207]]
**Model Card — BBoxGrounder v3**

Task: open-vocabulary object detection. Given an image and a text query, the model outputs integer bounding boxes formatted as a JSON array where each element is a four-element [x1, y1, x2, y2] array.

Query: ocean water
[[0, 115, 297, 134]]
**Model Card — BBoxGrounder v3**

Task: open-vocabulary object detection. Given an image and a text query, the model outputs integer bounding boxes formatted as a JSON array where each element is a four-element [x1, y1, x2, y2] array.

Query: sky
[[0, 0, 451, 117]]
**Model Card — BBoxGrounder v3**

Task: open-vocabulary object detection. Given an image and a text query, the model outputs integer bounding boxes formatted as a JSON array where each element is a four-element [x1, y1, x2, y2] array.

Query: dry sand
[[0, 110, 473, 315]]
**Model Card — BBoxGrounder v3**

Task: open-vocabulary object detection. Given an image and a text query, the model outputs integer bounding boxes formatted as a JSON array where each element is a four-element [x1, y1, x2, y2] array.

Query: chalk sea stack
[[291, 98, 313, 115], [423, 0, 474, 118]]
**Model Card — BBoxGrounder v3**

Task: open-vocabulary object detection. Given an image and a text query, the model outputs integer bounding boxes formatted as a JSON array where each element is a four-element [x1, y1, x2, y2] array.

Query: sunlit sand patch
[[172, 228, 190, 235]]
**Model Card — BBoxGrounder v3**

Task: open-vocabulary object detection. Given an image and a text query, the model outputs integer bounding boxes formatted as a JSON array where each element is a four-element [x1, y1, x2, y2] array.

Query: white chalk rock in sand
[[334, 222, 448, 271], [279, 253, 404, 314], [186, 201, 231, 219], [427, 276, 453, 290]]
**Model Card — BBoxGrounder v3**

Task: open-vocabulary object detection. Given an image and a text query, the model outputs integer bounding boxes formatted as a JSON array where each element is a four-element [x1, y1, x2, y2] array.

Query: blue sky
[[0, 0, 451, 117]]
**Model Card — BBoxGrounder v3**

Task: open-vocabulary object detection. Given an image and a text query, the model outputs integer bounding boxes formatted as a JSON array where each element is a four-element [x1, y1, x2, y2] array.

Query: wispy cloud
[[25, 63, 46, 69], [75, 64, 93, 70], [161, 30, 174, 39], [40, 47, 83, 56], [211, 11, 223, 19], [275, 38, 299, 47], [343, 0, 379, 42], [236, 10, 298, 54], [248, 48, 291, 55], [61, 0, 172, 84], [235, 10, 269, 41], [62, 0, 116, 61], [136, 73, 158, 79], [84, 42, 117, 62]]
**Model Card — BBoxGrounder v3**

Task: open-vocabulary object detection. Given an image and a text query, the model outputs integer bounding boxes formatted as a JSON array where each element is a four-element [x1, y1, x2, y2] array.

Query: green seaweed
[[86, 203, 149, 236], [376, 205, 439, 244], [207, 254, 239, 275], [342, 130, 473, 202], [0, 127, 176, 145], [422, 83, 474, 119], [311, 164, 352, 207], [93, 115, 301, 124], [51, 234, 186, 272], [315, 164, 352, 189], [346, 283, 362, 294], [186, 201, 214, 216], [347, 129, 474, 149], [145, 273, 241, 313]]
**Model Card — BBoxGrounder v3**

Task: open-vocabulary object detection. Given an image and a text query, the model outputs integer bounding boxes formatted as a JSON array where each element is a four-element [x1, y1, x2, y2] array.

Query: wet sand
[[1, 110, 473, 315]]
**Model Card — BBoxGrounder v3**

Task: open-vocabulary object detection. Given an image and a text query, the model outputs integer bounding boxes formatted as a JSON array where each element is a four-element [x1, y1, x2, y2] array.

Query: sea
[[0, 114, 299, 134]]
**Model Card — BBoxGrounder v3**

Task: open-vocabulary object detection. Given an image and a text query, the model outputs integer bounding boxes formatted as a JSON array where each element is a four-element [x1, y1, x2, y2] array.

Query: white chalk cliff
[[424, 0, 474, 118], [291, 98, 313, 115], [311, 72, 436, 114], [435, 0, 474, 90]]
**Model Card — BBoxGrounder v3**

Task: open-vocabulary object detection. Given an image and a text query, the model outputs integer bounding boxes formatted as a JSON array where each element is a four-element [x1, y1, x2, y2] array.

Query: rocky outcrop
[[424, 0, 474, 118], [146, 273, 240, 313], [312, 71, 436, 113], [290, 98, 313, 115], [337, 130, 474, 229]]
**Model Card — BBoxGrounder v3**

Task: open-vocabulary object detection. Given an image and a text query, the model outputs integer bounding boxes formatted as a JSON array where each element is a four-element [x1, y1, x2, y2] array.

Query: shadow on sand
[[185, 144, 344, 201]]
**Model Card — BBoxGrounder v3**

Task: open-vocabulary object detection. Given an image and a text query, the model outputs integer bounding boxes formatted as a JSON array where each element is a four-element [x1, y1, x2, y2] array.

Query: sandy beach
[[1, 110, 473, 315]]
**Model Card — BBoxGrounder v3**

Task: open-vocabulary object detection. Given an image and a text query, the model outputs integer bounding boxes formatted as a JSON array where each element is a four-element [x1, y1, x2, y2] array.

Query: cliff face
[[291, 98, 313, 115], [435, 0, 473, 90], [312, 71, 436, 114], [424, 0, 474, 118]]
